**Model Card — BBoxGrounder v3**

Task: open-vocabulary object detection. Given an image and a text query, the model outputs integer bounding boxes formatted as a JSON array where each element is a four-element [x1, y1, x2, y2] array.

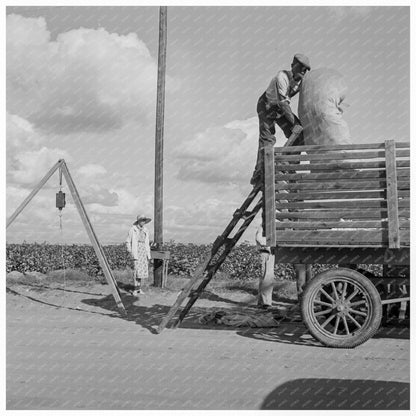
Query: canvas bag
[[298, 68, 351, 145]]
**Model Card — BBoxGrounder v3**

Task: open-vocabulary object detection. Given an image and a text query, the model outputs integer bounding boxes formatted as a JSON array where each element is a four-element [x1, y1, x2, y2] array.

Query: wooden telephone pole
[[153, 6, 167, 287]]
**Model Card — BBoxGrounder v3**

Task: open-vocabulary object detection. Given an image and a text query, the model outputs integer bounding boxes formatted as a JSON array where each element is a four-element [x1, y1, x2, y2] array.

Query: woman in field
[[126, 214, 152, 296]]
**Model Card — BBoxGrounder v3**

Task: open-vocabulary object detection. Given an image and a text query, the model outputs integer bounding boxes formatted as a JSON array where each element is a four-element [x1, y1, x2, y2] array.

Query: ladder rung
[[234, 209, 254, 219]]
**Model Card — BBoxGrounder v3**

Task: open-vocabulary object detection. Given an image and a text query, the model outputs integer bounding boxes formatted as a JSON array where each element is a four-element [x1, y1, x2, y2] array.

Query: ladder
[[156, 128, 303, 333], [157, 183, 262, 333]]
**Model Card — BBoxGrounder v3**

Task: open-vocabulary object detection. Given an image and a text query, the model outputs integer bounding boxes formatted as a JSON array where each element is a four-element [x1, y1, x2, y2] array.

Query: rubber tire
[[301, 268, 382, 348]]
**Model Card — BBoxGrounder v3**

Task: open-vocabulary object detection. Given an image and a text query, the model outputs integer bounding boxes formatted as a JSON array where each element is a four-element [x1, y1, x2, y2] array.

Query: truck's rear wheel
[[301, 268, 382, 348]]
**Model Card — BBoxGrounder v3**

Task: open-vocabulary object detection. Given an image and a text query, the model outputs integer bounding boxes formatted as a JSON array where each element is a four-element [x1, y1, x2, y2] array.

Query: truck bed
[[263, 141, 410, 253]]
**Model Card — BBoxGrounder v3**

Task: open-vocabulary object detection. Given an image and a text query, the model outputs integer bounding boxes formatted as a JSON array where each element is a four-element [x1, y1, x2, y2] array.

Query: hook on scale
[[56, 166, 66, 212], [56, 165, 66, 231]]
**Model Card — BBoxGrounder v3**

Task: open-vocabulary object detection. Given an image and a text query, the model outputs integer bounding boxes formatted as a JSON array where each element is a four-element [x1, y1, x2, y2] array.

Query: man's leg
[[258, 252, 275, 307], [295, 263, 313, 301], [251, 101, 277, 184]]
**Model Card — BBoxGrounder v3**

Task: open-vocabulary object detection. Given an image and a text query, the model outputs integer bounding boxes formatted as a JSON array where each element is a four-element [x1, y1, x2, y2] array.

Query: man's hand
[[291, 124, 303, 136]]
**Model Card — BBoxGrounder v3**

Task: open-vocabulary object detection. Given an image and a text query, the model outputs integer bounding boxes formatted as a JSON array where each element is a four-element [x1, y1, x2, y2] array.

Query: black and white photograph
[[4, 1, 412, 412]]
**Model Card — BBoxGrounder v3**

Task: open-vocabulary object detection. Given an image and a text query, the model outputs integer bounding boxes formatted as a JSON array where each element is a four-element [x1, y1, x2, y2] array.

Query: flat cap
[[293, 53, 311, 70]]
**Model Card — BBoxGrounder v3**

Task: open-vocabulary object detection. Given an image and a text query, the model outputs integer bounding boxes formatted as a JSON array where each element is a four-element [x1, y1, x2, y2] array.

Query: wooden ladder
[[156, 183, 263, 333], [156, 129, 302, 333]]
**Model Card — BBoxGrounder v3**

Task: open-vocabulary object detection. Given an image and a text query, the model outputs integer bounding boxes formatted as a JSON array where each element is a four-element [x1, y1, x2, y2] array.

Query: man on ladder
[[250, 53, 311, 186], [251, 53, 312, 309]]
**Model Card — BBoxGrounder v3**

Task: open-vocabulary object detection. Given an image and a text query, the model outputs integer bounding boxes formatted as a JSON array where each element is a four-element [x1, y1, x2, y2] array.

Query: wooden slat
[[276, 190, 386, 201], [276, 190, 408, 200], [399, 210, 410, 219], [274, 141, 409, 153], [275, 180, 397, 191], [275, 219, 409, 229], [275, 190, 408, 201], [275, 149, 409, 162], [398, 200, 410, 208], [276, 229, 389, 245], [275, 229, 410, 246], [275, 220, 387, 229], [275, 200, 409, 211], [276, 209, 409, 219], [275, 169, 409, 181], [275, 160, 409, 171], [275, 210, 389, 220], [399, 220, 410, 229], [397, 181, 410, 190], [264, 146, 276, 246], [385, 140, 400, 248], [276, 200, 388, 210]]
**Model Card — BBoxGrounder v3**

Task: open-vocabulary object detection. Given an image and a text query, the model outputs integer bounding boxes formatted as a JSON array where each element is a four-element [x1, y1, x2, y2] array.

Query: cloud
[[80, 185, 119, 207], [77, 164, 107, 178], [6, 14, 169, 134], [327, 6, 373, 22], [175, 117, 286, 185], [6, 112, 70, 186]]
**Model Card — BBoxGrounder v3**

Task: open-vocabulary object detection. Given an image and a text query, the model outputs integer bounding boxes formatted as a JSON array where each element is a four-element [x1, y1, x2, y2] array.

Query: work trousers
[[295, 264, 313, 300], [258, 251, 275, 306], [252, 95, 302, 182]]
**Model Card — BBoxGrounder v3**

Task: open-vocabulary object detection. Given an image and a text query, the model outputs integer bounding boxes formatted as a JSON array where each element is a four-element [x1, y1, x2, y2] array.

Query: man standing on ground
[[250, 53, 311, 186], [255, 225, 275, 309]]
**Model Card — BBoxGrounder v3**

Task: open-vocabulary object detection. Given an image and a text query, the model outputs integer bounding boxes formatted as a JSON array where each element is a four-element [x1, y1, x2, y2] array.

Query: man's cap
[[293, 53, 311, 70]]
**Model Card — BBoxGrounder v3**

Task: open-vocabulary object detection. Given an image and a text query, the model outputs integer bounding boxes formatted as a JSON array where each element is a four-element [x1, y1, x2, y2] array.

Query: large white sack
[[298, 68, 352, 145]]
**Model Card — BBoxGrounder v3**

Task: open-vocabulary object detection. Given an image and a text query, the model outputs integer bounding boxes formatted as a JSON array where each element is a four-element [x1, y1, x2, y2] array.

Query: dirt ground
[[6, 276, 410, 411]]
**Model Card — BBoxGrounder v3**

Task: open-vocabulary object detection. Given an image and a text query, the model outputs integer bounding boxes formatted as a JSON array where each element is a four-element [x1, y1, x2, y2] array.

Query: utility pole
[[153, 6, 167, 287]]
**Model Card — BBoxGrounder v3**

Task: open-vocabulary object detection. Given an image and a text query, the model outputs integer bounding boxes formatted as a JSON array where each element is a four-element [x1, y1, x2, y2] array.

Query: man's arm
[[278, 100, 296, 126], [265, 71, 290, 108]]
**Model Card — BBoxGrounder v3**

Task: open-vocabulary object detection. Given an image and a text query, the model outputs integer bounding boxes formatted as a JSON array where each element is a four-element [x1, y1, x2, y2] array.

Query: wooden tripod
[[6, 159, 127, 316]]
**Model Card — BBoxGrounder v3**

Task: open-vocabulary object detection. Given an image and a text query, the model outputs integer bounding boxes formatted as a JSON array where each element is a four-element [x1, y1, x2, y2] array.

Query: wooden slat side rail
[[276, 190, 409, 201], [275, 160, 409, 171], [274, 149, 409, 162], [275, 209, 409, 220], [275, 169, 409, 181], [275, 181, 409, 192], [275, 200, 390, 210], [275, 200, 410, 210], [274, 141, 409, 153], [276, 190, 389, 201], [275, 220, 388, 229], [385, 140, 400, 248], [264, 146, 276, 246], [275, 219, 409, 229], [274, 180, 399, 191], [275, 229, 410, 246], [273, 141, 409, 248]]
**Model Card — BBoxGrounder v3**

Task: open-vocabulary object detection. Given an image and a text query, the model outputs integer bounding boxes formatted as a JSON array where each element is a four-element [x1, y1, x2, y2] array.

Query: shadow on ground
[[81, 290, 255, 334], [261, 378, 410, 410], [7, 283, 410, 346]]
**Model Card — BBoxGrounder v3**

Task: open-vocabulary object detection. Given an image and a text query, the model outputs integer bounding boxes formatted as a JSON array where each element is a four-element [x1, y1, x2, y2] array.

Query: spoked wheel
[[301, 268, 382, 348]]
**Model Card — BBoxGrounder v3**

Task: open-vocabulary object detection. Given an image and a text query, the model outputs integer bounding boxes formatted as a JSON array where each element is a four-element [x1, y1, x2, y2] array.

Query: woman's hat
[[134, 213, 152, 224]]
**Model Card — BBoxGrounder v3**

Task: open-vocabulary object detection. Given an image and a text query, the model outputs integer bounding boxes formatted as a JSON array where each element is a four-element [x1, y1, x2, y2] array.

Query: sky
[[5, 4, 411, 245]]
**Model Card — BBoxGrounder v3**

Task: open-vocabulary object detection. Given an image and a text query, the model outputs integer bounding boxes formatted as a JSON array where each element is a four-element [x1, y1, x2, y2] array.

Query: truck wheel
[[301, 268, 382, 348]]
